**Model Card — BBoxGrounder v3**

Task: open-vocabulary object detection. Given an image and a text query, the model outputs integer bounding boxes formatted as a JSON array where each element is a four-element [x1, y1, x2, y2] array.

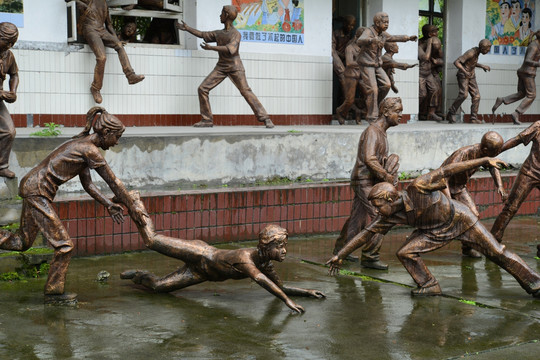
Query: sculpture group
[[0, 7, 540, 310]]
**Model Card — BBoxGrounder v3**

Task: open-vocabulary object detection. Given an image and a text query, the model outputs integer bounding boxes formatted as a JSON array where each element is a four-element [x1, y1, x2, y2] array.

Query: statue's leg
[[515, 75, 536, 114], [491, 171, 535, 241], [396, 230, 450, 290], [469, 77, 481, 122], [462, 223, 540, 294], [453, 189, 482, 258], [123, 265, 206, 293], [102, 32, 144, 84], [84, 30, 107, 93], [228, 70, 271, 123], [360, 67, 378, 122], [0, 198, 39, 251], [375, 67, 391, 105], [447, 76, 469, 119], [0, 102, 15, 174], [25, 196, 73, 295], [198, 68, 227, 124]]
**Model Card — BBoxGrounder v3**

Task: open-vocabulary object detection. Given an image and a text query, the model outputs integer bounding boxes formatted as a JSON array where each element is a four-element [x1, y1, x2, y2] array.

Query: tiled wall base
[[51, 174, 540, 257]]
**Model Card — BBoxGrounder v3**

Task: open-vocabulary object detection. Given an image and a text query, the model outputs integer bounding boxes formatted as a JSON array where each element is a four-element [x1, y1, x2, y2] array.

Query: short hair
[[355, 26, 366, 38], [478, 39, 491, 48], [480, 131, 504, 155], [421, 24, 437, 38], [258, 224, 288, 249], [368, 182, 399, 202], [499, 1, 510, 8], [510, 0, 521, 7], [223, 5, 238, 21], [379, 97, 402, 117], [74, 107, 125, 139], [0, 22, 18, 45], [343, 15, 356, 26], [384, 41, 398, 52], [373, 12, 388, 25]]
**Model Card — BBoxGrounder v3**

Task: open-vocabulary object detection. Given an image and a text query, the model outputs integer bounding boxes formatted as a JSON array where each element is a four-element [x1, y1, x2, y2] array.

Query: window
[[418, 0, 444, 41]]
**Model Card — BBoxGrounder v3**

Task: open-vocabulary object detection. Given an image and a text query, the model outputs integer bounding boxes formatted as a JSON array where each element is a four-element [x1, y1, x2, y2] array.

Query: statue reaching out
[[120, 192, 325, 313], [0, 107, 146, 304], [491, 120, 540, 258], [441, 131, 506, 258], [492, 30, 540, 125], [446, 39, 492, 124], [176, 6, 274, 128], [381, 42, 417, 97], [332, 98, 402, 270], [0, 22, 19, 179], [356, 12, 417, 123], [327, 157, 540, 299], [69, 0, 144, 104]]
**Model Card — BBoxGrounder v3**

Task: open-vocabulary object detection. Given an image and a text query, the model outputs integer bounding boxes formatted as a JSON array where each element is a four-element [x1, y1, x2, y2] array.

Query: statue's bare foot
[[263, 118, 274, 128], [492, 97, 503, 113], [90, 87, 102, 104], [121, 269, 150, 284], [511, 111, 522, 125], [127, 73, 145, 85], [193, 120, 213, 127]]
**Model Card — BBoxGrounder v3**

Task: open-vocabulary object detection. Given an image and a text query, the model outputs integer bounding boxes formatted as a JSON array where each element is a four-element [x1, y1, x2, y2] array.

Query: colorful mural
[[486, 0, 535, 56], [232, 0, 304, 45]]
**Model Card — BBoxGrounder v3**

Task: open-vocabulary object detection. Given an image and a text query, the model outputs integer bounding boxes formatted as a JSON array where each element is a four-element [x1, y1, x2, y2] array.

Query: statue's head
[[478, 39, 492, 54], [257, 224, 288, 262], [480, 131, 504, 157], [342, 15, 356, 33], [0, 22, 18, 49], [73, 107, 125, 150], [222, 5, 238, 23], [379, 97, 403, 126], [368, 182, 399, 217], [373, 12, 389, 32], [421, 24, 438, 38]]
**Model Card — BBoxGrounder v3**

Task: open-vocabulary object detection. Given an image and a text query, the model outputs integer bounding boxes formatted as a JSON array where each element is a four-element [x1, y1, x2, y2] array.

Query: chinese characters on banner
[[485, 0, 535, 56], [232, 0, 304, 45]]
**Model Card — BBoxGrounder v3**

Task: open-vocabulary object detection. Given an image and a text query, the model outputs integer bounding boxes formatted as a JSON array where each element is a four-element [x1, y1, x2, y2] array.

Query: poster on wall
[[0, 0, 23, 27], [485, 0, 535, 56], [232, 0, 304, 45]]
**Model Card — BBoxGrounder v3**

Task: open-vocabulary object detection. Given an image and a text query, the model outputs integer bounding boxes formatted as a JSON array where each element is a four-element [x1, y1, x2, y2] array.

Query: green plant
[[0, 222, 19, 232], [30, 122, 62, 137], [287, 129, 301, 133]]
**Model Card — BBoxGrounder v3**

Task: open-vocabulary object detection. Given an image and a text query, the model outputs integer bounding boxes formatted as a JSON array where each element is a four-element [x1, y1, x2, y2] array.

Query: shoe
[[127, 73, 145, 85], [0, 168, 15, 178], [428, 113, 443, 122], [511, 112, 522, 125], [470, 118, 483, 124], [446, 112, 456, 124], [462, 247, 482, 258], [193, 120, 213, 127], [44, 292, 78, 306], [335, 112, 345, 125], [492, 97, 503, 113], [361, 259, 388, 270], [90, 86, 102, 104], [263, 118, 274, 128], [411, 282, 442, 296]]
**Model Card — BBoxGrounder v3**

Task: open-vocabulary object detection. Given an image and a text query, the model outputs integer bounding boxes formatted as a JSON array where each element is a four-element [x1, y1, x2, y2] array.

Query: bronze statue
[[327, 157, 540, 298], [332, 97, 402, 270], [418, 24, 443, 121], [176, 5, 274, 128], [381, 42, 417, 97], [0, 22, 18, 179], [357, 12, 417, 123], [446, 39, 492, 124], [332, 15, 357, 96], [0, 107, 146, 304], [118, 18, 137, 43], [441, 131, 506, 258], [491, 120, 540, 258], [69, 0, 145, 104], [492, 29, 540, 125], [120, 192, 324, 313], [335, 27, 366, 125]]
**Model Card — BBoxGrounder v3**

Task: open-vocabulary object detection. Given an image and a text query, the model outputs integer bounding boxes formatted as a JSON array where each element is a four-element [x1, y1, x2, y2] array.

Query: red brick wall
[[53, 174, 540, 256]]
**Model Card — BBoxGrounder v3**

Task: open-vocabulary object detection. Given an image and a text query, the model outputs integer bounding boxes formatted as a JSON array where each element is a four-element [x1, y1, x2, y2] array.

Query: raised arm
[[175, 21, 205, 38], [441, 157, 507, 179], [386, 34, 417, 43]]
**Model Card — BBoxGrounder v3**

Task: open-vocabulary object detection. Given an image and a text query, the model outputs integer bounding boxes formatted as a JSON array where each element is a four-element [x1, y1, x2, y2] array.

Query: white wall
[[17, 0, 67, 43]]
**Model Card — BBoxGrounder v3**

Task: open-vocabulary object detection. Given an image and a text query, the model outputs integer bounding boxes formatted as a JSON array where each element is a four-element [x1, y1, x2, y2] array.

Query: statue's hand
[[200, 42, 212, 50], [108, 203, 125, 224], [307, 289, 326, 299], [409, 35, 418, 42], [175, 20, 187, 31], [2, 91, 16, 103], [326, 256, 342, 276], [498, 188, 508, 203], [286, 299, 305, 314], [487, 158, 508, 170]]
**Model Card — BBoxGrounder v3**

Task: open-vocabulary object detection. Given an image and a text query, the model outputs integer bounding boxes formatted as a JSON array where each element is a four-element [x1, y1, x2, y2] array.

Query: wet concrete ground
[[0, 218, 539, 359]]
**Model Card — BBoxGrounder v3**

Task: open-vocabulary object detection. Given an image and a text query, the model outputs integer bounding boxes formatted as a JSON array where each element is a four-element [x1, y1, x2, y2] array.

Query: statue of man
[[176, 5, 274, 128], [120, 192, 325, 313], [0, 22, 19, 179], [381, 42, 417, 97], [441, 131, 507, 258], [418, 24, 442, 121], [492, 29, 540, 125], [332, 15, 357, 95], [446, 39, 492, 124], [332, 97, 402, 270], [69, 0, 145, 103], [356, 12, 417, 123], [327, 157, 540, 299]]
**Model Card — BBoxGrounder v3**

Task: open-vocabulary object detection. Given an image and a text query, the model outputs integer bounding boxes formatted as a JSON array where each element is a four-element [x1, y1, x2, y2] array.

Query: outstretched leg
[[121, 265, 206, 292]]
